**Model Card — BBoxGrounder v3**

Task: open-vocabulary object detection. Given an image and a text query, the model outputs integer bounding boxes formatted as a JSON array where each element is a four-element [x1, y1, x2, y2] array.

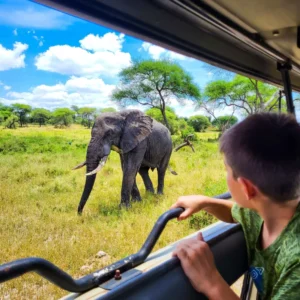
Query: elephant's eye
[[105, 118, 114, 125]]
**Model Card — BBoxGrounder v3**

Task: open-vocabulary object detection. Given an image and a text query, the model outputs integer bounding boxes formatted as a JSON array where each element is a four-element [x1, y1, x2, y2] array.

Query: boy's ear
[[237, 177, 257, 200]]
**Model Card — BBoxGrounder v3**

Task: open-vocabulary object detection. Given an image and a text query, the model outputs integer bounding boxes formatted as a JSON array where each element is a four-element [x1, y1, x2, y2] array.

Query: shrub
[[188, 115, 211, 132], [212, 115, 238, 131]]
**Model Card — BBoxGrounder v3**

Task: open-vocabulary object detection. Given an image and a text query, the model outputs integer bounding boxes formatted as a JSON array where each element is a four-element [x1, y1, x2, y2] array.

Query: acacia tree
[[201, 75, 280, 116], [112, 60, 201, 129], [52, 108, 75, 127], [78, 107, 97, 128], [31, 108, 51, 127], [11, 103, 32, 127]]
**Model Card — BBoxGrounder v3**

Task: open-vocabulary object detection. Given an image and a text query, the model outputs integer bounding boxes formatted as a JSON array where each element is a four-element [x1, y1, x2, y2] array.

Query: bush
[[212, 115, 238, 131], [3, 115, 18, 129], [188, 115, 211, 132], [145, 107, 179, 134]]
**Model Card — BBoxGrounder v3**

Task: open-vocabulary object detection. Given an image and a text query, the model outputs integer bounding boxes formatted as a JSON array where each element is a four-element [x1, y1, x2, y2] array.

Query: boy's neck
[[256, 198, 299, 249]]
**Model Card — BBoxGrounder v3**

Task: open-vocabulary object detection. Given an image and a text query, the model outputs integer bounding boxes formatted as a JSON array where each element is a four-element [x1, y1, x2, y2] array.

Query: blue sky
[[0, 0, 222, 117]]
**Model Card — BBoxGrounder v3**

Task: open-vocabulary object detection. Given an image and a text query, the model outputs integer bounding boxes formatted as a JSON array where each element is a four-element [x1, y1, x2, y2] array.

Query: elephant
[[73, 109, 176, 214]]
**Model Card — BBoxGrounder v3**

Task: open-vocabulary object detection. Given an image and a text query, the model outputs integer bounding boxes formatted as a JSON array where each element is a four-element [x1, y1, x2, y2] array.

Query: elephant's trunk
[[77, 142, 111, 214], [77, 162, 98, 215]]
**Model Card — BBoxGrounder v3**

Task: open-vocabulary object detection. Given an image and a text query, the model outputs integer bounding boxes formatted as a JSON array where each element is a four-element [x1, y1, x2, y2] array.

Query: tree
[[71, 105, 80, 123], [188, 115, 211, 132], [0, 103, 13, 123], [4, 115, 18, 129], [100, 107, 117, 113], [31, 108, 51, 127], [78, 107, 97, 128], [112, 59, 201, 130], [201, 75, 279, 116], [145, 106, 179, 134], [52, 108, 75, 127], [11, 103, 32, 127], [212, 115, 238, 131]]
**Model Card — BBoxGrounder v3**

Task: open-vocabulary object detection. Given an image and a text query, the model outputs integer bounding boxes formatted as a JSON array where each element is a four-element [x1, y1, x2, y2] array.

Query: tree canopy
[[112, 59, 201, 129], [78, 107, 97, 128], [11, 103, 32, 127], [201, 75, 280, 116], [31, 108, 51, 127], [52, 108, 75, 127]]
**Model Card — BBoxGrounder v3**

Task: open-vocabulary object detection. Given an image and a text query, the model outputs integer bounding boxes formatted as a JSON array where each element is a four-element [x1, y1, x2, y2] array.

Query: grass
[[0, 125, 227, 299]]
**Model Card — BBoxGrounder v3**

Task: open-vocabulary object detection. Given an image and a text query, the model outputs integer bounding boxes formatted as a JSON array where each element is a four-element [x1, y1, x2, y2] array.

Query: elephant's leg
[[157, 152, 171, 194], [157, 168, 167, 195], [139, 166, 155, 193], [131, 177, 142, 201], [120, 144, 146, 207]]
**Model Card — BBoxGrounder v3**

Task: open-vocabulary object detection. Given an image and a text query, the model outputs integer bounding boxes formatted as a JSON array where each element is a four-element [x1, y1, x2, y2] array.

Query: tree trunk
[[160, 108, 170, 130], [157, 90, 170, 130]]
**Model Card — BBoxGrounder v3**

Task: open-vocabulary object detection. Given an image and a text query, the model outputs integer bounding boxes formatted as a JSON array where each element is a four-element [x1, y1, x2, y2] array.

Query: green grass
[[0, 125, 226, 299]]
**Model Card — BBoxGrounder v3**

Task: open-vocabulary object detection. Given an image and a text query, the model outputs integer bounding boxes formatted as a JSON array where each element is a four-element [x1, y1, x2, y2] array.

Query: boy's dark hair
[[220, 113, 300, 202]]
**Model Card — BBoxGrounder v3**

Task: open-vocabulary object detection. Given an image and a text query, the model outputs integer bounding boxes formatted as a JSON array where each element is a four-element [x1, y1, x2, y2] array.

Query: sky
[[0, 0, 233, 117]]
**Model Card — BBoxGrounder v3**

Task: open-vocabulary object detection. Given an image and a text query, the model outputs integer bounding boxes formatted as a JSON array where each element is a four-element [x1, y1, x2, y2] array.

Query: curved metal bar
[[214, 192, 231, 199], [0, 208, 184, 292], [0, 193, 232, 292], [0, 258, 96, 293], [131, 207, 184, 266]]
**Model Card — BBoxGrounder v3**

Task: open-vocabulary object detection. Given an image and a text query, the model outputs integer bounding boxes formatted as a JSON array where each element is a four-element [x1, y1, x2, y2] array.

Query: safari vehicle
[[1, 0, 300, 299]]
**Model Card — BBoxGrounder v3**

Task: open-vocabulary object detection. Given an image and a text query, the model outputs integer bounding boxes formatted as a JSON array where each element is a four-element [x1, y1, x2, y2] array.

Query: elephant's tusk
[[86, 156, 108, 176], [111, 145, 122, 154], [72, 161, 86, 170]]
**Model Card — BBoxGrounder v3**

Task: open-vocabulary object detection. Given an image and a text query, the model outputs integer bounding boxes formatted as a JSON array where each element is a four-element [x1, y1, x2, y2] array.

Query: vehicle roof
[[35, 0, 300, 91]]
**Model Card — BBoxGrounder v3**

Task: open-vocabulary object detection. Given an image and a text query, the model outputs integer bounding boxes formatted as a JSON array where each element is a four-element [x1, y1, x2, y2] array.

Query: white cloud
[[35, 33, 131, 77], [13, 29, 18, 36], [80, 33, 125, 53], [0, 5, 74, 29], [0, 42, 28, 71], [39, 41, 43, 47], [141, 42, 187, 60], [2, 76, 116, 109], [4, 85, 11, 90]]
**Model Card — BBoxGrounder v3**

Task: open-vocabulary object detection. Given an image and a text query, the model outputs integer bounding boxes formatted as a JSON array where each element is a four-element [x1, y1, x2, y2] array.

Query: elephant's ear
[[120, 111, 153, 153]]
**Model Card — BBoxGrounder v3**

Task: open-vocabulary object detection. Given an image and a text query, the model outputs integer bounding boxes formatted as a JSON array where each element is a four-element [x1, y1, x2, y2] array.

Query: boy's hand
[[171, 195, 208, 220], [172, 232, 222, 296]]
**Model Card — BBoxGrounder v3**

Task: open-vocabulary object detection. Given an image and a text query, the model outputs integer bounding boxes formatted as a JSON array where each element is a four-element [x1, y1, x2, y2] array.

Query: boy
[[171, 113, 300, 299]]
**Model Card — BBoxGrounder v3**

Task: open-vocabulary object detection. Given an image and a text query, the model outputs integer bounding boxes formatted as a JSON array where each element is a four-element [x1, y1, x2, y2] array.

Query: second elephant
[[73, 109, 175, 214]]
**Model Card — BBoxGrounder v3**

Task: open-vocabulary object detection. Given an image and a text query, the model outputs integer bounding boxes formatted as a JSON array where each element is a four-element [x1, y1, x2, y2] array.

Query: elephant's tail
[[168, 166, 178, 175]]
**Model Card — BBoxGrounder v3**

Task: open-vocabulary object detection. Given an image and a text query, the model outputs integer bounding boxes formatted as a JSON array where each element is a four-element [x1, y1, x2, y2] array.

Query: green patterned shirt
[[232, 203, 300, 299]]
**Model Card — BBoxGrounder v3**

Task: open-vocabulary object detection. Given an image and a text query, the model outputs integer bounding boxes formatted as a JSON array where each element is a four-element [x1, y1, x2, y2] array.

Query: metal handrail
[[0, 192, 231, 293]]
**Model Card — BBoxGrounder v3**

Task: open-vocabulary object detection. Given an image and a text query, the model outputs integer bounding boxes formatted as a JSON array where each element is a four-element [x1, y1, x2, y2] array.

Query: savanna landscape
[[0, 124, 226, 299], [0, 3, 288, 297]]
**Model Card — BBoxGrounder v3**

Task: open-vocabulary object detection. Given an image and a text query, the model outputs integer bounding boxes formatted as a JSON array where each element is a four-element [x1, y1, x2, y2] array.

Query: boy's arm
[[173, 232, 239, 299], [171, 195, 235, 223]]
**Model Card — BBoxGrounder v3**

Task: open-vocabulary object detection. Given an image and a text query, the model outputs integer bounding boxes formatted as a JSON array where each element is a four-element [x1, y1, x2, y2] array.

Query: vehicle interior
[[1, 0, 299, 299]]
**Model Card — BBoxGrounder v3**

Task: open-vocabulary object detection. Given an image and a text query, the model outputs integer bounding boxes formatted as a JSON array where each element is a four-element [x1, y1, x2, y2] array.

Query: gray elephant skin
[[73, 109, 175, 214]]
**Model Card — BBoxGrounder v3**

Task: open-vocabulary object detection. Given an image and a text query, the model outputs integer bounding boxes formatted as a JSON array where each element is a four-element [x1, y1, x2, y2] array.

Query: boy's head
[[220, 113, 300, 205]]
